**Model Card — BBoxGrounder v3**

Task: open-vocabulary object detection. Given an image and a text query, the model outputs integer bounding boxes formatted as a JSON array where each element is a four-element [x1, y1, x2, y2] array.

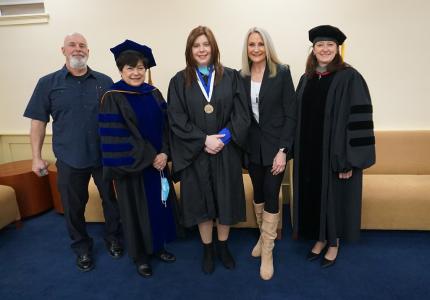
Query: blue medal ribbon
[[196, 65, 214, 98]]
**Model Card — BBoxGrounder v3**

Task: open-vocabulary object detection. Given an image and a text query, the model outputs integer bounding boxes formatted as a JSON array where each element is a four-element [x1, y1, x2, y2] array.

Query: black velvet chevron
[[348, 121, 374, 131], [349, 136, 375, 147], [350, 104, 373, 114]]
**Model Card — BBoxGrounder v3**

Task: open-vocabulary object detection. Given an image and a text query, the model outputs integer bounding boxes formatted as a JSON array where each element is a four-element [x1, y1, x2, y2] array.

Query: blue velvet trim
[[101, 143, 133, 152], [102, 157, 135, 166], [99, 114, 125, 123], [99, 128, 130, 137]]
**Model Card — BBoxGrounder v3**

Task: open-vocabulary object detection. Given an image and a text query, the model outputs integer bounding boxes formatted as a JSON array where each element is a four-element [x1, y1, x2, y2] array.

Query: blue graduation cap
[[110, 39, 156, 68]]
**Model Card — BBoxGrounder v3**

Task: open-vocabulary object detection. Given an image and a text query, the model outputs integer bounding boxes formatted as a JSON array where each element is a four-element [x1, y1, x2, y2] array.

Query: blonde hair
[[240, 27, 282, 78]]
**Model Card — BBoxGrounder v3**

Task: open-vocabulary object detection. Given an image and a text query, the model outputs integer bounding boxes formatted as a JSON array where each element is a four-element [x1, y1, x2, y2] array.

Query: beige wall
[[0, 0, 429, 140], [0, 134, 55, 163]]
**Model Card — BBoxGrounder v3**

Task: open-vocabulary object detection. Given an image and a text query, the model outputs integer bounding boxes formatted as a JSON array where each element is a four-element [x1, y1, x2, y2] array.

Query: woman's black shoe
[[217, 240, 235, 270], [321, 257, 336, 268], [306, 250, 322, 261], [136, 263, 153, 278], [202, 242, 215, 274], [307, 242, 327, 261], [154, 250, 176, 263], [321, 246, 339, 268]]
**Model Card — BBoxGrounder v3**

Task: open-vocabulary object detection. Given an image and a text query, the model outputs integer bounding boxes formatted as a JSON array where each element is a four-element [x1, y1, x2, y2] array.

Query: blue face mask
[[160, 171, 170, 207]]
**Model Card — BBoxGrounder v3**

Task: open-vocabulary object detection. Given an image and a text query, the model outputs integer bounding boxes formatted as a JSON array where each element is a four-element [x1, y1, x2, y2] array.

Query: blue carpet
[[1, 206, 429, 300]]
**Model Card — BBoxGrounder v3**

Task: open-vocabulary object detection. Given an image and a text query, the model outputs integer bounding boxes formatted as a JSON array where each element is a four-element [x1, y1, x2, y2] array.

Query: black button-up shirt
[[24, 65, 113, 168]]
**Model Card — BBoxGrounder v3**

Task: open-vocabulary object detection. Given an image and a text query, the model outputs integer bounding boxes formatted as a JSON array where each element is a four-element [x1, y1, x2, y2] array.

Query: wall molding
[[0, 134, 54, 163]]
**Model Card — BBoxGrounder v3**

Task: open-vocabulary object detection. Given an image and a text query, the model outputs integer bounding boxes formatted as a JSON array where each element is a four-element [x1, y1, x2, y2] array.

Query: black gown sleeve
[[99, 91, 157, 180], [332, 69, 376, 172], [224, 70, 251, 149], [167, 73, 207, 175], [151, 89, 170, 158]]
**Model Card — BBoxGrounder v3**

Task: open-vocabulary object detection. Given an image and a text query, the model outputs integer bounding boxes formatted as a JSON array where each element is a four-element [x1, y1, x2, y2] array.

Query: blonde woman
[[240, 27, 296, 280]]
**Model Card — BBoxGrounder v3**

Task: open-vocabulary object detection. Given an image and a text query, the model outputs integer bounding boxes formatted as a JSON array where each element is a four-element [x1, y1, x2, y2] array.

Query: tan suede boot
[[260, 210, 280, 280], [251, 202, 264, 257]]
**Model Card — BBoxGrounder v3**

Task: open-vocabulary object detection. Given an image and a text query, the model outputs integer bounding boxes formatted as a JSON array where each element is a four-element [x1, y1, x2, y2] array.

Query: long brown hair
[[184, 26, 223, 86], [305, 46, 347, 77]]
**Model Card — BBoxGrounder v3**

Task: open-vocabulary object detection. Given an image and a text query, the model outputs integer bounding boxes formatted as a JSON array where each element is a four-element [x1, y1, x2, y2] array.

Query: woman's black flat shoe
[[321, 257, 336, 268], [321, 245, 339, 268], [306, 250, 322, 261]]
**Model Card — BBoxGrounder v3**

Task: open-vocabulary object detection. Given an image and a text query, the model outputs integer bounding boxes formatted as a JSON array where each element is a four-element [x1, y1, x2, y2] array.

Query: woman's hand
[[339, 170, 353, 179], [271, 150, 287, 175], [153, 153, 168, 171], [204, 134, 225, 155]]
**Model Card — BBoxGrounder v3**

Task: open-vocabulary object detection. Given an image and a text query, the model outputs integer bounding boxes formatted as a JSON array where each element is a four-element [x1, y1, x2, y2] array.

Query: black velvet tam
[[309, 25, 347, 45]]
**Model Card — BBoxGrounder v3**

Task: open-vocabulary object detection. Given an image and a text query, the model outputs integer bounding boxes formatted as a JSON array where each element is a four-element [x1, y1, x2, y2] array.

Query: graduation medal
[[196, 66, 215, 114], [204, 103, 214, 114]]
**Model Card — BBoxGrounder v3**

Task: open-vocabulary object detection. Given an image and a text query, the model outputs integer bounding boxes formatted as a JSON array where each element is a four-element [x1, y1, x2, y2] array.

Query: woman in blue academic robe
[[99, 40, 177, 278]]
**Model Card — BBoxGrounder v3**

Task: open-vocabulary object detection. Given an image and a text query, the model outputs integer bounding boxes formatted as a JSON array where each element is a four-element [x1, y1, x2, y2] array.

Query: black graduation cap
[[308, 25, 347, 45], [110, 39, 156, 68]]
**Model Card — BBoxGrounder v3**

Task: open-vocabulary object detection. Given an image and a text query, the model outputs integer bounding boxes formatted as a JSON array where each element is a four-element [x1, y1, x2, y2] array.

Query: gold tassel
[[147, 68, 153, 85], [340, 43, 346, 60]]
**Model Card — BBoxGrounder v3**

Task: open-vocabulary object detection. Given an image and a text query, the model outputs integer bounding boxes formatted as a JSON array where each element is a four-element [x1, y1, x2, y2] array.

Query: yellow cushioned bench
[[0, 185, 21, 230], [361, 131, 430, 230]]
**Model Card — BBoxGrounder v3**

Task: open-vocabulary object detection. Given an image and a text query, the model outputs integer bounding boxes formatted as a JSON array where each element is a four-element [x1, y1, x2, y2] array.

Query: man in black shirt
[[24, 33, 123, 272]]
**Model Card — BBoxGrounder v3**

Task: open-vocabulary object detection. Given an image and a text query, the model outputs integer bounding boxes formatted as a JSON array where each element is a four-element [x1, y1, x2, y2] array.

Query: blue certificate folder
[[218, 127, 231, 144]]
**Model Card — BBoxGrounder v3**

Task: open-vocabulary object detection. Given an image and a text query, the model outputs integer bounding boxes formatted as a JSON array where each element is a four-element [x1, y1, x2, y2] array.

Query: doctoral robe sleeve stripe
[[101, 143, 133, 152], [348, 121, 374, 131], [99, 127, 131, 137], [102, 157, 135, 167], [349, 136, 375, 147], [350, 104, 373, 114], [98, 113, 125, 123]]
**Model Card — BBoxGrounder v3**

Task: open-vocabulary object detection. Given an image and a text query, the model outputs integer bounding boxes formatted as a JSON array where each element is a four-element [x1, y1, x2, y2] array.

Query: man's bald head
[[63, 32, 88, 47], [62, 32, 90, 74]]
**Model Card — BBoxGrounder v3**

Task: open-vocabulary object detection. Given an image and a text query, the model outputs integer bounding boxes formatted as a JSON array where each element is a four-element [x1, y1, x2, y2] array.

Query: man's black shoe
[[106, 240, 124, 258], [136, 263, 153, 278], [154, 250, 176, 263], [76, 253, 94, 272]]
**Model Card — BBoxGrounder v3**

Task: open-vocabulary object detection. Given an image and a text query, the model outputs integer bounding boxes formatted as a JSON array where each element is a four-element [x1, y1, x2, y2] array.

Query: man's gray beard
[[69, 56, 88, 69]]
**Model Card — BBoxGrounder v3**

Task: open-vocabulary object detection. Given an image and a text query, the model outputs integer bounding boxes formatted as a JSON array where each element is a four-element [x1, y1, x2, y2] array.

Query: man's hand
[[32, 158, 49, 177]]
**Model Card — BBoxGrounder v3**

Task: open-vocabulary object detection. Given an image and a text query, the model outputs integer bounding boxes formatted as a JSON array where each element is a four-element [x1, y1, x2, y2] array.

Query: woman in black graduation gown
[[167, 26, 250, 274], [99, 40, 177, 278], [292, 25, 376, 268], [240, 27, 296, 280]]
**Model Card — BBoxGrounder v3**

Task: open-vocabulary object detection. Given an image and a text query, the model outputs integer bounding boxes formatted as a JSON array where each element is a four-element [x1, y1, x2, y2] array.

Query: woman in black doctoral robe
[[167, 26, 250, 274], [99, 40, 177, 278], [293, 25, 376, 268]]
